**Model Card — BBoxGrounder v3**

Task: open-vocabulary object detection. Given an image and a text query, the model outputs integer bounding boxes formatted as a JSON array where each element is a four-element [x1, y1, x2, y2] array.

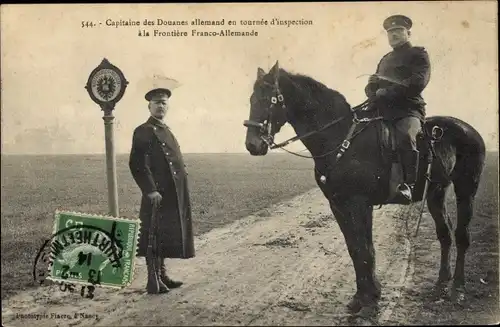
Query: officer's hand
[[368, 74, 379, 84], [375, 88, 389, 98], [147, 191, 162, 207]]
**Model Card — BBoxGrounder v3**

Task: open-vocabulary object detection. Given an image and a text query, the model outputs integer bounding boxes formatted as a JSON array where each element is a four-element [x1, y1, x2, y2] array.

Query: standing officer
[[365, 14, 431, 203], [129, 78, 195, 294]]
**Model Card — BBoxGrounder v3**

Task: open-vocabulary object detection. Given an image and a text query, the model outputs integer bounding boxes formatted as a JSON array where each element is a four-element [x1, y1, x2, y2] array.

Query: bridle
[[243, 83, 286, 147], [243, 84, 383, 160]]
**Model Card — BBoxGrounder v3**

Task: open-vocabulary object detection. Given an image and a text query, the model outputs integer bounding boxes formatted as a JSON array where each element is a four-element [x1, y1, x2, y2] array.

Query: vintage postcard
[[1, 2, 498, 326]]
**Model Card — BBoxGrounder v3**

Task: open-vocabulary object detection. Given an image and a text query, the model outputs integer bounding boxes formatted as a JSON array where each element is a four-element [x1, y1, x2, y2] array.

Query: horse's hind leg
[[427, 182, 453, 298], [451, 175, 481, 304]]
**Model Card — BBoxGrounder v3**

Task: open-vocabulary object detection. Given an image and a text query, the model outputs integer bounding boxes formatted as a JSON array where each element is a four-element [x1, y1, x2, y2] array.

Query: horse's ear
[[270, 60, 280, 83], [257, 67, 266, 80]]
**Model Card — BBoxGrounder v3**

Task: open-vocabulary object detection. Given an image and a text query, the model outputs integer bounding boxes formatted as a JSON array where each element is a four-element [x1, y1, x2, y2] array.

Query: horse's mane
[[282, 69, 351, 111]]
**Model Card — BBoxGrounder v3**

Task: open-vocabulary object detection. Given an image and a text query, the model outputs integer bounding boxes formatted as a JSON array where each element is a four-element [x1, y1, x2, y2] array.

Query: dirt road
[[2, 189, 427, 326]]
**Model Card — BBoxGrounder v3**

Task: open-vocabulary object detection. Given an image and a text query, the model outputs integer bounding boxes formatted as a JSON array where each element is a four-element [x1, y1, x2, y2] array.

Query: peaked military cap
[[143, 74, 181, 101], [145, 88, 171, 101], [383, 14, 413, 31]]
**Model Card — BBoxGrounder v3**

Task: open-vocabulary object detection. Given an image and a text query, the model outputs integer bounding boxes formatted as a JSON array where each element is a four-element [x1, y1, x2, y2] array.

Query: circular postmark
[[33, 211, 140, 297], [33, 223, 126, 295]]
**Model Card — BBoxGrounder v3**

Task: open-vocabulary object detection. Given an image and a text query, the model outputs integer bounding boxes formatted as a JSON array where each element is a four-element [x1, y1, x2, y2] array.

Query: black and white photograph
[[1, 2, 498, 326]]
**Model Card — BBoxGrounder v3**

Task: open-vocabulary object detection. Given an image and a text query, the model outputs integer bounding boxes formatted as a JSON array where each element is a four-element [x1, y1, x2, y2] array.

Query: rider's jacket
[[365, 41, 431, 122]]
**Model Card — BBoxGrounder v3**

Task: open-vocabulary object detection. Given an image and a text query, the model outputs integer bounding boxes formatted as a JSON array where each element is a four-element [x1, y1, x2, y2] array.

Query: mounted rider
[[365, 14, 431, 203]]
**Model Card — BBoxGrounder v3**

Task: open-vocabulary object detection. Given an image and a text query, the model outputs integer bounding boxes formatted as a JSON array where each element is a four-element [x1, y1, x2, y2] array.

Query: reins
[[270, 99, 383, 160], [243, 80, 384, 161]]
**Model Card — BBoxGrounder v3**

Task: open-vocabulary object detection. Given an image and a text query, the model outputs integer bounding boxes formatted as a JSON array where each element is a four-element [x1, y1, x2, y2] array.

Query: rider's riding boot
[[398, 149, 419, 203], [156, 257, 170, 294], [159, 258, 183, 289]]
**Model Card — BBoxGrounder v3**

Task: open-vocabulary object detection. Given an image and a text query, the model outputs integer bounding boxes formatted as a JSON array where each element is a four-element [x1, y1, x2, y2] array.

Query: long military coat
[[365, 42, 431, 122], [129, 116, 195, 259]]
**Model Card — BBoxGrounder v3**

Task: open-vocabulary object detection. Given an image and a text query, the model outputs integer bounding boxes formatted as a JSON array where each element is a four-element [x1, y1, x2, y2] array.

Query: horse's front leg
[[329, 195, 381, 315]]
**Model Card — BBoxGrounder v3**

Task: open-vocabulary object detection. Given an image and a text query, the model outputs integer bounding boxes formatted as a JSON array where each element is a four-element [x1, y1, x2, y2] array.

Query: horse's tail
[[425, 115, 486, 194]]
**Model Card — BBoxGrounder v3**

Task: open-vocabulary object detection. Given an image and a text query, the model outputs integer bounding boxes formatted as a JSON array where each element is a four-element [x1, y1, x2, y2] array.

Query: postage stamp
[[43, 211, 141, 289]]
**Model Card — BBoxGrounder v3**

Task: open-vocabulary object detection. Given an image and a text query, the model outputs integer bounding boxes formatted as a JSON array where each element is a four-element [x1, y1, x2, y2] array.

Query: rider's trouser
[[394, 117, 421, 185]]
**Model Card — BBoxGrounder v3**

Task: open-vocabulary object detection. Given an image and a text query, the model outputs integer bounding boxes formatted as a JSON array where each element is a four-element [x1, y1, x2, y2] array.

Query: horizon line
[[1, 149, 499, 156], [0, 152, 299, 156]]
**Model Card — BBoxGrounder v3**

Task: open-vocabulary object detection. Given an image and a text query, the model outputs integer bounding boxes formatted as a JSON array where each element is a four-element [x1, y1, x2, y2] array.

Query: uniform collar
[[393, 41, 412, 51], [148, 116, 168, 129]]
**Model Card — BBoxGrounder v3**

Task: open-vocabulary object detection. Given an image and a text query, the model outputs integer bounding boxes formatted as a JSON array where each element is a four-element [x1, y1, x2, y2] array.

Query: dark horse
[[243, 61, 485, 315]]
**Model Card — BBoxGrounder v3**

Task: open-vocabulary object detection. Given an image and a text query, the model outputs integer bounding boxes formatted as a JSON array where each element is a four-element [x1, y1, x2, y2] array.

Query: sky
[[1, 2, 498, 154]]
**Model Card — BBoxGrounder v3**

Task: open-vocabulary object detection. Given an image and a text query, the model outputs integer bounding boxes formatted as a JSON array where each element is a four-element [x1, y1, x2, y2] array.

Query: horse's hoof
[[354, 304, 380, 319], [451, 287, 466, 306], [346, 295, 378, 316], [346, 296, 363, 314], [432, 282, 450, 300], [348, 315, 375, 326]]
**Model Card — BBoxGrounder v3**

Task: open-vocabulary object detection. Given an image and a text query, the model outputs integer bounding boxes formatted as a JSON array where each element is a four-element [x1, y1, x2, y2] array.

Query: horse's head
[[244, 61, 288, 156]]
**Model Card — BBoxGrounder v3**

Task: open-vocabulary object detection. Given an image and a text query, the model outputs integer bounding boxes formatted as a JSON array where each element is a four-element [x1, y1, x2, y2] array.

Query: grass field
[[2, 151, 498, 324], [402, 151, 499, 325], [1, 153, 318, 300]]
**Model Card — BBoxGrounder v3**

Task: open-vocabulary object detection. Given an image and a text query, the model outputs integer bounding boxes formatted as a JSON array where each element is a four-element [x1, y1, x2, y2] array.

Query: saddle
[[372, 117, 433, 205]]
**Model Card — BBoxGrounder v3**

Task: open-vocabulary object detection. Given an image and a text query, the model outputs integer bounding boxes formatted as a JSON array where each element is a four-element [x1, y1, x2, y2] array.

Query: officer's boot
[[397, 149, 419, 204], [155, 257, 170, 293], [159, 258, 183, 289]]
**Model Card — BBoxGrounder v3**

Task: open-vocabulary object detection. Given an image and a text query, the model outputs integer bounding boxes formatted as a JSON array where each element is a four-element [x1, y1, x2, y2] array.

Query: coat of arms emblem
[[85, 58, 128, 108], [94, 74, 118, 101]]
